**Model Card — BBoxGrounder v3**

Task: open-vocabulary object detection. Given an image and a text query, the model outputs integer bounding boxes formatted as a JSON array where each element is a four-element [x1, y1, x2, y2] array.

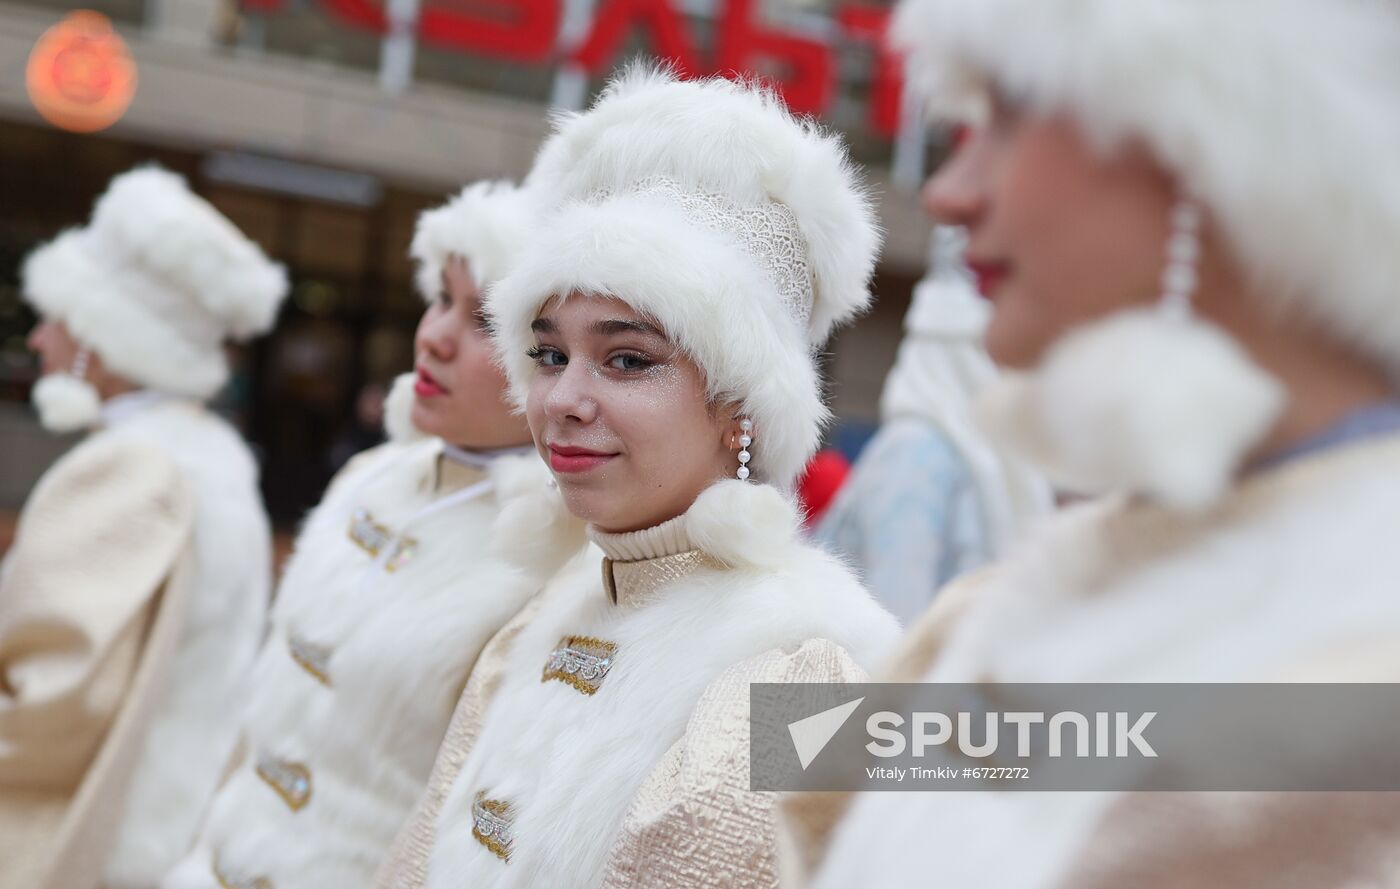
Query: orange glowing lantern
[[26, 11, 137, 133]]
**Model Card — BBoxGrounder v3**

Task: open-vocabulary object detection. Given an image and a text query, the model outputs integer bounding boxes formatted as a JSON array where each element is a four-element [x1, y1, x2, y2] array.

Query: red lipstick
[[414, 366, 447, 398], [548, 444, 618, 474], [966, 259, 1011, 301]]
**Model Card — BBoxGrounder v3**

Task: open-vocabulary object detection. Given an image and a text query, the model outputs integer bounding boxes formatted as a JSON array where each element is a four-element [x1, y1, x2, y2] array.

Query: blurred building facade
[[0, 0, 932, 522]]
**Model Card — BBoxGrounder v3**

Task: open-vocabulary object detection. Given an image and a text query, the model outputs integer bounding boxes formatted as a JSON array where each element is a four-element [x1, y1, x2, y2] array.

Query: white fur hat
[[22, 165, 288, 399], [891, 0, 1400, 378], [408, 179, 539, 303], [488, 68, 881, 488]]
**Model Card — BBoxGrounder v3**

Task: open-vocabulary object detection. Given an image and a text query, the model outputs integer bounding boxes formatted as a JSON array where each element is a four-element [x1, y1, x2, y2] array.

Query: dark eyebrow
[[593, 319, 665, 338], [531, 317, 556, 334]]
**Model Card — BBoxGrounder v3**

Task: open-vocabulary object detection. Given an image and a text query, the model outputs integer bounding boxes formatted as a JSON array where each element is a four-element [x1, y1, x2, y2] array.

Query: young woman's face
[[27, 317, 83, 377], [27, 317, 122, 394], [525, 294, 738, 533], [922, 97, 1178, 369], [411, 255, 531, 449]]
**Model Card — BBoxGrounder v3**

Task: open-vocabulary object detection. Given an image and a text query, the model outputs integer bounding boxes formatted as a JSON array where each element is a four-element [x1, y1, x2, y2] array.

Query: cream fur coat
[[378, 479, 899, 889], [164, 440, 564, 889], [796, 434, 1400, 889], [0, 398, 272, 889]]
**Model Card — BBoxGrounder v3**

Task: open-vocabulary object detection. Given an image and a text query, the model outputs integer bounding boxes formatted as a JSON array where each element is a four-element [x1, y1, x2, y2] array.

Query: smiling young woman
[[374, 69, 899, 889], [523, 296, 739, 533]]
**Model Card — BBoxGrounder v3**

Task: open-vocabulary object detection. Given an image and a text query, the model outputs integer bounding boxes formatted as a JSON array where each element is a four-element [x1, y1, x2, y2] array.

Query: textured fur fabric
[[975, 308, 1285, 510], [890, 0, 1400, 378], [489, 69, 881, 488], [31, 372, 102, 433], [409, 180, 538, 303], [164, 444, 565, 889], [21, 166, 287, 398], [423, 479, 898, 888], [814, 434, 1400, 889], [96, 401, 272, 889], [382, 372, 428, 445]]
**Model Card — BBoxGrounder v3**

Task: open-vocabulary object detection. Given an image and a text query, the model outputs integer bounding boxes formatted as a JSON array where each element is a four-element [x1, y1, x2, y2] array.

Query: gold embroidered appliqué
[[286, 633, 332, 686], [347, 509, 417, 571], [472, 792, 515, 862], [212, 853, 273, 889], [255, 753, 312, 812], [542, 635, 617, 695]]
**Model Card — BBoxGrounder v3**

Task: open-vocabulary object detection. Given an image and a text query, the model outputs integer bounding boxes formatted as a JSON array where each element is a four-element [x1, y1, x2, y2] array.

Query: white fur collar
[[494, 477, 804, 576], [930, 432, 1400, 684]]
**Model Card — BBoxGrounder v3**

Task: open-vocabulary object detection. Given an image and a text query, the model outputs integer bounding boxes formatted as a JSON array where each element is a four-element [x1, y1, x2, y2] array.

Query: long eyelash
[[613, 352, 655, 371], [527, 345, 565, 367]]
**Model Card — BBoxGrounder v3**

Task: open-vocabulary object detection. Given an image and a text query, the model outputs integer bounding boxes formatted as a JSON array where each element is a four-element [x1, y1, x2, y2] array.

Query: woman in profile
[[790, 0, 1400, 886]]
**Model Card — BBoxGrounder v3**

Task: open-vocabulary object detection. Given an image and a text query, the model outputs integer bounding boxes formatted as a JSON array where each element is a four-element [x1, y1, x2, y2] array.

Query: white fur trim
[[410, 180, 538, 302], [489, 452, 589, 577], [97, 402, 270, 886], [383, 371, 428, 443], [492, 69, 879, 487], [32, 372, 102, 433], [167, 447, 559, 889], [488, 473, 818, 575], [490, 196, 826, 487], [524, 68, 879, 346], [426, 489, 897, 889], [526, 67, 873, 345], [22, 166, 288, 398], [685, 479, 802, 570], [891, 0, 1400, 376], [817, 436, 1400, 889], [23, 231, 229, 398], [976, 308, 1286, 511]]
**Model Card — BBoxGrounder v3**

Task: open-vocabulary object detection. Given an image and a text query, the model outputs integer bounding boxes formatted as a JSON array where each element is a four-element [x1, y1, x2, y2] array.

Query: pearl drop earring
[[1160, 200, 1202, 320], [736, 418, 753, 481], [71, 347, 91, 381]]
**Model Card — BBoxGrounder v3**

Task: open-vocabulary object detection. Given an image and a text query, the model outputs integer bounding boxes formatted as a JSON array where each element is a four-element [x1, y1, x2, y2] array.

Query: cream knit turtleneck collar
[[587, 513, 724, 607], [587, 514, 693, 562]]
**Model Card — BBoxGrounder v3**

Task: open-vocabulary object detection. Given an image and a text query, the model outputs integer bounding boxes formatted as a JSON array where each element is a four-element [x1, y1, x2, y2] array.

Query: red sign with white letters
[[248, 0, 904, 134]]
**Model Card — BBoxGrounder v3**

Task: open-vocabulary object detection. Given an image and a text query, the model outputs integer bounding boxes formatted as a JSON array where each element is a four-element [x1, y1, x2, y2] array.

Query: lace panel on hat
[[589, 175, 815, 330]]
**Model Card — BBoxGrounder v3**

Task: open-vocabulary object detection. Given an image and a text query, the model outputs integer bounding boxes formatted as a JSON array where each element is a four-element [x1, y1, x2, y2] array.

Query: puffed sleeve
[[601, 639, 870, 889], [775, 568, 991, 887], [0, 436, 193, 788]]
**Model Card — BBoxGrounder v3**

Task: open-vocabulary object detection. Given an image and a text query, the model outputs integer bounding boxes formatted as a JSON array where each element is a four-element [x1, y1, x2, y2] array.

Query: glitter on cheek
[[614, 357, 719, 483], [601, 362, 694, 445]]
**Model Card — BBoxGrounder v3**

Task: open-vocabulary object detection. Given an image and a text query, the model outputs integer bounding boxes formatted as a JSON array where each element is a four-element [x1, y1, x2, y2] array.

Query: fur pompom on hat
[[489, 67, 882, 488], [21, 165, 288, 400], [976, 309, 1286, 512], [31, 370, 103, 433]]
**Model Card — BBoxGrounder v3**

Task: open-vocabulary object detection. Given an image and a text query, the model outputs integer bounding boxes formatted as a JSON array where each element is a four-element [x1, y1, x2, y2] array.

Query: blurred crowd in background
[[0, 0, 939, 534]]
